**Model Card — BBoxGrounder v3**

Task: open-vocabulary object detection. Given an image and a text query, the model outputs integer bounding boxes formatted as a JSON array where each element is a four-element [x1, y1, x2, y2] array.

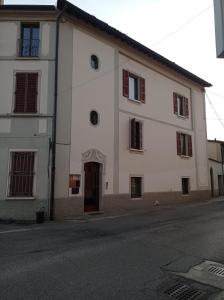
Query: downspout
[[50, 6, 67, 220]]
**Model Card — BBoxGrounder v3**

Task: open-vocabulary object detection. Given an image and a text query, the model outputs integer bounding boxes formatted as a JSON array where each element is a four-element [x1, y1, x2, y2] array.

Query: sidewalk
[[0, 196, 223, 232]]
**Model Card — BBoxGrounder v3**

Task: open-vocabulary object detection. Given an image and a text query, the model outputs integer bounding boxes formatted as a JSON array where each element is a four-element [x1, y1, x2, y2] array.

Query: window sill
[[128, 97, 141, 104], [131, 197, 142, 200], [179, 155, 190, 159], [16, 56, 40, 60], [6, 197, 36, 201], [129, 148, 144, 154], [174, 113, 188, 119], [8, 113, 39, 117]]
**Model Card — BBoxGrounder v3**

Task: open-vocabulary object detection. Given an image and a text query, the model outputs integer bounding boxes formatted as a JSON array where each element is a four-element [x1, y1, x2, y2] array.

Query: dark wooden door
[[84, 162, 100, 212]]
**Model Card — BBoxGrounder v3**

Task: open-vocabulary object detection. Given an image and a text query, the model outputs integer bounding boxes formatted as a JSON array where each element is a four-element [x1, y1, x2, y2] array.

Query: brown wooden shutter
[[130, 118, 136, 149], [188, 135, 192, 157], [139, 121, 143, 150], [15, 73, 38, 113], [184, 97, 189, 118], [176, 132, 181, 155], [15, 73, 26, 113], [123, 69, 129, 98], [27, 73, 38, 113], [173, 93, 178, 114], [140, 77, 145, 103]]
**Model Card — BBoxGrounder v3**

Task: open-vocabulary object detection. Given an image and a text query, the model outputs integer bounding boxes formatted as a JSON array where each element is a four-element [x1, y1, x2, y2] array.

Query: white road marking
[[0, 227, 41, 234]]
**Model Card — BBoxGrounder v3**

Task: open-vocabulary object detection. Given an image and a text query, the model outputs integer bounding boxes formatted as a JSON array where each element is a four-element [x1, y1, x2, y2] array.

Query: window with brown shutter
[[9, 151, 35, 197], [140, 77, 145, 103], [184, 97, 189, 117], [130, 118, 136, 149], [123, 69, 145, 103], [130, 118, 143, 150], [188, 135, 192, 157], [123, 69, 129, 98], [14, 73, 38, 113], [176, 132, 192, 157], [176, 132, 181, 155], [173, 93, 178, 114], [173, 92, 189, 118]]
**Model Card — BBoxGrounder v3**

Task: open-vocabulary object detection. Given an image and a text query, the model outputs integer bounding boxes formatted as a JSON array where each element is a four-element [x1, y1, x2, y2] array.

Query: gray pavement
[[1, 197, 224, 299]]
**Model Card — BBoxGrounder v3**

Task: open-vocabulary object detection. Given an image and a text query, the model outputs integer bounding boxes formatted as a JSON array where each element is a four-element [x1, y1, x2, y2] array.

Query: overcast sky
[[4, 0, 224, 140]]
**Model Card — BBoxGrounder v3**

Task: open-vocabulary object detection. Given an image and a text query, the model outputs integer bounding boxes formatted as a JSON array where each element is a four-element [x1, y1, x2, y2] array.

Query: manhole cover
[[164, 283, 205, 299], [207, 265, 224, 277]]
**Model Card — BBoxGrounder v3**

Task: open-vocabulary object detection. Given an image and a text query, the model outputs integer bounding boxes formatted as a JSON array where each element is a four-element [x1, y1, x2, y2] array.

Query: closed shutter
[[140, 77, 145, 103], [130, 118, 136, 149], [176, 132, 181, 155], [139, 121, 143, 149], [14, 73, 38, 113], [123, 69, 129, 98], [14, 73, 26, 113], [184, 97, 189, 117], [173, 93, 178, 114], [188, 135, 192, 157], [9, 152, 35, 197], [27, 73, 38, 113]]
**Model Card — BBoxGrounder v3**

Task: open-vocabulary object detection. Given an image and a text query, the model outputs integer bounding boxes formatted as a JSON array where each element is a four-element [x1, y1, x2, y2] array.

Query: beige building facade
[[54, 0, 212, 220], [0, 0, 212, 221], [0, 4, 57, 220]]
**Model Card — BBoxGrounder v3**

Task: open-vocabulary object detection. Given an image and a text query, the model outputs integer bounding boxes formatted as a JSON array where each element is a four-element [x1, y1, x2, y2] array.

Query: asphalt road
[[1, 198, 224, 299]]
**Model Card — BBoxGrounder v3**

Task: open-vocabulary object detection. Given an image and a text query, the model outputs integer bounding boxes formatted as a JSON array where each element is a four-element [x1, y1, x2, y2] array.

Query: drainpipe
[[50, 5, 67, 220]]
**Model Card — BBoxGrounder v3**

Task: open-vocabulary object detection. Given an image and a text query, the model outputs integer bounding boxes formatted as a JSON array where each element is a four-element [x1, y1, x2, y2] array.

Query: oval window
[[90, 55, 99, 70], [90, 110, 99, 125]]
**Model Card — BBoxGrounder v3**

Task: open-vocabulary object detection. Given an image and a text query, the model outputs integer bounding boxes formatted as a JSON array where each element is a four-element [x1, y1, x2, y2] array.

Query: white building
[[54, 0, 212, 219], [0, 0, 212, 221]]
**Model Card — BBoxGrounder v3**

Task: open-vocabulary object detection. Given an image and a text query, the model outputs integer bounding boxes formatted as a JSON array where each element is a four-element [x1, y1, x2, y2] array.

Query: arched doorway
[[84, 162, 100, 212], [210, 167, 214, 198]]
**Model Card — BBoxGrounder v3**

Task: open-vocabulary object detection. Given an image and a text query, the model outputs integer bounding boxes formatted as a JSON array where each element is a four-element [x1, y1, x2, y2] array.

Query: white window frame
[[128, 73, 140, 102], [6, 149, 37, 199], [177, 94, 185, 117]]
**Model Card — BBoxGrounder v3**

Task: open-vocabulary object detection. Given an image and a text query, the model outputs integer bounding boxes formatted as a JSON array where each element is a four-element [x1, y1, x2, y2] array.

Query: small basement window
[[131, 177, 142, 198], [182, 178, 190, 195]]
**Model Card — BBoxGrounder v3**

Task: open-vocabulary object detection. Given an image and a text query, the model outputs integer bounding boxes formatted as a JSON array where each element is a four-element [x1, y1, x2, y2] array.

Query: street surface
[[1, 198, 224, 299]]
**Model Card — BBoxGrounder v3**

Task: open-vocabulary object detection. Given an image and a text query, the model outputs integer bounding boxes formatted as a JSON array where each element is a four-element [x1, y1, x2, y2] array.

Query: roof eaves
[[209, 158, 222, 164], [208, 139, 224, 144], [0, 5, 56, 11], [57, 0, 212, 88]]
